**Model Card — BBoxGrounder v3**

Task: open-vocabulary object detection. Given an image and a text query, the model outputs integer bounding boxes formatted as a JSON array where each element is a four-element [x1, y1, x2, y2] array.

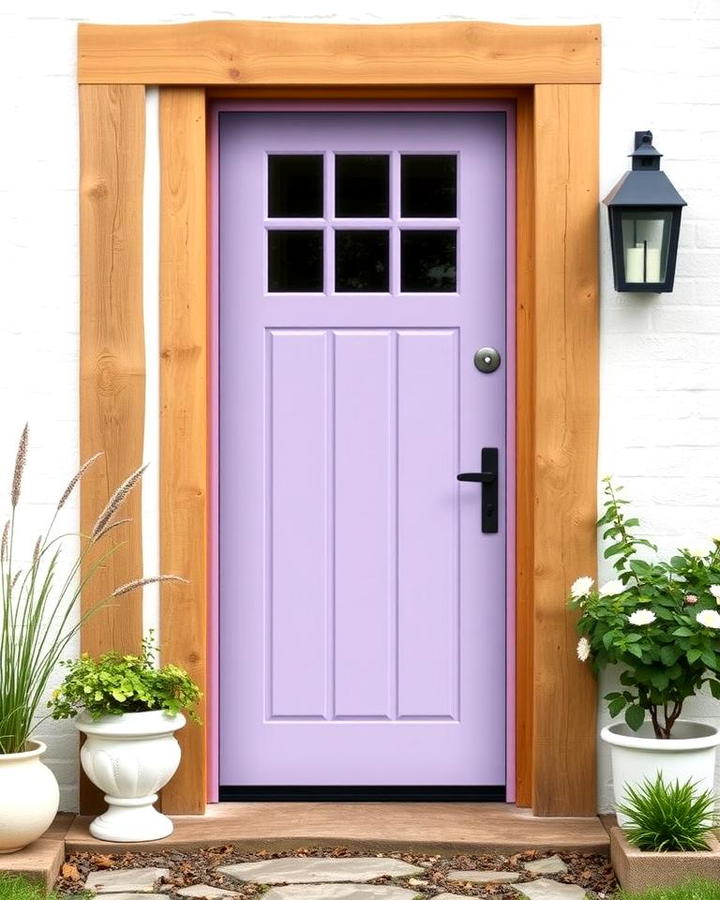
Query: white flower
[[571, 576, 594, 600], [628, 609, 656, 626], [696, 609, 720, 630], [709, 585, 720, 603], [599, 579, 625, 597], [686, 543, 713, 559], [576, 637, 591, 662]]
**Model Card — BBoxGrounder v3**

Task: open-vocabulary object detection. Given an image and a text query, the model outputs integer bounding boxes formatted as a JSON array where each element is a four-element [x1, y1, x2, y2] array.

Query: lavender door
[[219, 111, 508, 789]]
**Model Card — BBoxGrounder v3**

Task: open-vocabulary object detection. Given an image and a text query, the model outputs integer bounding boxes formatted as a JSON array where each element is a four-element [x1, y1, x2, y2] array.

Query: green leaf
[[701, 649, 717, 669], [605, 542, 630, 559], [687, 648, 703, 664], [660, 645, 681, 666], [673, 627, 694, 637], [608, 696, 627, 717], [708, 680, 720, 700], [625, 704, 646, 731]]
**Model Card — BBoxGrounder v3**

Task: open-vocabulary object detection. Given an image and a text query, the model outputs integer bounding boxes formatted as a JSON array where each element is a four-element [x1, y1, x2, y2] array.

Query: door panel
[[219, 112, 508, 787]]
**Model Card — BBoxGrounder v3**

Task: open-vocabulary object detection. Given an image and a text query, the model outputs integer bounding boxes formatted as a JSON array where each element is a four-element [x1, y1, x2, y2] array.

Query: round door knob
[[474, 347, 501, 373]]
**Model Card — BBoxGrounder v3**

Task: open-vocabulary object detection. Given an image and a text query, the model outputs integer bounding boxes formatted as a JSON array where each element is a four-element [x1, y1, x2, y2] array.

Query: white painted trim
[[142, 86, 161, 651]]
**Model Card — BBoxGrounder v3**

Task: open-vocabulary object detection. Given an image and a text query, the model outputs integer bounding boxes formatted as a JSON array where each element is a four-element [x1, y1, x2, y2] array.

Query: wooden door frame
[[78, 20, 600, 817]]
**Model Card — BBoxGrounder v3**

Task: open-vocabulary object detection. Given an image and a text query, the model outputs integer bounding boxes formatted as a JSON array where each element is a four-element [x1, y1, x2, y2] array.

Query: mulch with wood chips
[[57, 846, 617, 898]]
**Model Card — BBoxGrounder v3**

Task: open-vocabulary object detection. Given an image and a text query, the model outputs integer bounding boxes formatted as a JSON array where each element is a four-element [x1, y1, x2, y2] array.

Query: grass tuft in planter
[[619, 774, 718, 852]]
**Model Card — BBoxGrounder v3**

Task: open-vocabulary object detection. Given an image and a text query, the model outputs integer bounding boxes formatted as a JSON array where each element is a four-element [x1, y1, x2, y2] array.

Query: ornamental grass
[[619, 774, 718, 852], [0, 425, 180, 754]]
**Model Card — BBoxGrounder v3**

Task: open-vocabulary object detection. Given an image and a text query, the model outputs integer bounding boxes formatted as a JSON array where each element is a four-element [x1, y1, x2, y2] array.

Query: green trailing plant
[[616, 880, 720, 900], [0, 424, 184, 754], [568, 477, 720, 738], [49, 631, 201, 721], [618, 774, 717, 853]]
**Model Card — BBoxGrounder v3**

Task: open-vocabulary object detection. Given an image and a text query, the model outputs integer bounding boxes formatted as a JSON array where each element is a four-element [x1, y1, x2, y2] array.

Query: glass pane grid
[[265, 150, 460, 295]]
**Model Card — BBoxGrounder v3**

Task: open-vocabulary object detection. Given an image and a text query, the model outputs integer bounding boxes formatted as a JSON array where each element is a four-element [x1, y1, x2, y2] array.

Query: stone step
[[217, 857, 422, 885]]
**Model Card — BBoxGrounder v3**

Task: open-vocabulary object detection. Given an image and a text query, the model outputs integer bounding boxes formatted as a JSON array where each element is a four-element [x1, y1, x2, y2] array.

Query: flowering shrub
[[570, 477, 720, 739]]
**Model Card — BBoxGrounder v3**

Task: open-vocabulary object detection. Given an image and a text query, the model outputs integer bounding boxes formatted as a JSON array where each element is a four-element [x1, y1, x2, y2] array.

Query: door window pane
[[401, 230, 457, 292], [268, 155, 323, 218], [401, 155, 457, 218], [335, 155, 390, 218], [335, 230, 389, 292], [268, 230, 324, 292]]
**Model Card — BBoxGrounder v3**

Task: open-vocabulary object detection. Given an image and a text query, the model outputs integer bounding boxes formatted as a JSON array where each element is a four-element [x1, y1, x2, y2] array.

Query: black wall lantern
[[603, 131, 686, 293]]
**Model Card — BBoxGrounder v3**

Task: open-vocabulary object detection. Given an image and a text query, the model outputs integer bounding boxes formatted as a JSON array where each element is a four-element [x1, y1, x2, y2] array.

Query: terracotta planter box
[[611, 826, 720, 892]]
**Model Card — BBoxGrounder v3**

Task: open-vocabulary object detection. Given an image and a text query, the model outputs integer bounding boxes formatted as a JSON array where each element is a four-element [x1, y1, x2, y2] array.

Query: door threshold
[[219, 785, 506, 802]]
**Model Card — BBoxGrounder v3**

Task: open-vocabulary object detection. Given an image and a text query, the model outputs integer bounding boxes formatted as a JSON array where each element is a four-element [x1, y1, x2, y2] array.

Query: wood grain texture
[[78, 21, 601, 86], [206, 86, 532, 100], [514, 89, 535, 809], [159, 87, 208, 814], [79, 83, 146, 812], [66, 801, 609, 855], [531, 83, 599, 816]]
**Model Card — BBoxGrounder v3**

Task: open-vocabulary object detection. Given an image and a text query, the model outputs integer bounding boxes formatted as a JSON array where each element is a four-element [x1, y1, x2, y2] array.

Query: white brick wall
[[1, 0, 719, 813]]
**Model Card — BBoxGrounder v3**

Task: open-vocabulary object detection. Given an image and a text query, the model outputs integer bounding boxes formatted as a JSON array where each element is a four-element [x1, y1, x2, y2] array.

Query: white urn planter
[[0, 740, 59, 853], [77, 709, 186, 842], [602, 719, 720, 826]]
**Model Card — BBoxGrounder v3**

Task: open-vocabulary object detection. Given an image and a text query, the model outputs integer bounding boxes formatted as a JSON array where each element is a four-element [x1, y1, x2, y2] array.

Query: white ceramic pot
[[77, 709, 186, 842], [0, 740, 59, 853], [601, 719, 720, 826]]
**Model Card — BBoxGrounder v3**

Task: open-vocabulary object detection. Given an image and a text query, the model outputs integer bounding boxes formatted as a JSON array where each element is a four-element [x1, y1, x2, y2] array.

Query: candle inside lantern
[[645, 247, 661, 282], [625, 246, 645, 282]]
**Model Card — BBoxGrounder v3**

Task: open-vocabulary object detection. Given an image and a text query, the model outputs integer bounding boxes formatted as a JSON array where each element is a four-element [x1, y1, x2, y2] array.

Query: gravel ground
[[57, 846, 617, 898]]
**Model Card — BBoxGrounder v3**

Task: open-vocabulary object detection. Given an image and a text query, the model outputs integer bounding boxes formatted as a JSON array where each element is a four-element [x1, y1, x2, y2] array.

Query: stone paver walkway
[[176, 887, 240, 899], [82, 895, 166, 900], [85, 869, 170, 894], [448, 870, 520, 884], [66, 850, 604, 900], [263, 887, 420, 900], [217, 858, 423, 885], [512, 878, 587, 900], [523, 856, 569, 876]]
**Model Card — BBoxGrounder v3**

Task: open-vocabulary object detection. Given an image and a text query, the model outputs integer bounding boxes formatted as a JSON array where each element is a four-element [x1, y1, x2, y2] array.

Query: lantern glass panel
[[619, 209, 673, 284]]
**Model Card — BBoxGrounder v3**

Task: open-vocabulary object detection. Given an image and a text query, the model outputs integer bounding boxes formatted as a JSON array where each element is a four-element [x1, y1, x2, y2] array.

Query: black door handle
[[457, 447, 499, 534], [457, 471, 495, 483]]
